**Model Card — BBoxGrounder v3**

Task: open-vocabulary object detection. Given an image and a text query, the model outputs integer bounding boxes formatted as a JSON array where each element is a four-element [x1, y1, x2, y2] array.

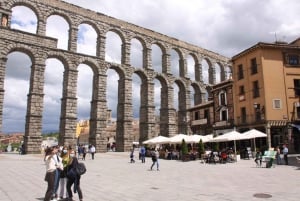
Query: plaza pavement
[[0, 151, 299, 201]]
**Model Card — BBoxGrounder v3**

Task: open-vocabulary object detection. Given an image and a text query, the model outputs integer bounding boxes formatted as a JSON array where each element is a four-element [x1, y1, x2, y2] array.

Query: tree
[[181, 139, 188, 155]]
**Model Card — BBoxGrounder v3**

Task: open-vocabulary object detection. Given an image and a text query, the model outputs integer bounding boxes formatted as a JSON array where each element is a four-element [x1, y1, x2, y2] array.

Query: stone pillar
[[24, 60, 46, 154], [162, 51, 171, 74], [220, 62, 226, 81], [143, 47, 152, 69], [68, 27, 78, 52], [177, 85, 191, 134], [209, 61, 216, 84], [116, 76, 133, 152], [37, 18, 46, 36], [121, 41, 131, 65], [195, 62, 202, 82], [266, 122, 271, 149], [139, 80, 156, 143], [97, 34, 106, 60], [179, 58, 187, 78], [0, 57, 7, 131], [59, 67, 78, 147], [160, 84, 176, 137], [89, 73, 108, 152]]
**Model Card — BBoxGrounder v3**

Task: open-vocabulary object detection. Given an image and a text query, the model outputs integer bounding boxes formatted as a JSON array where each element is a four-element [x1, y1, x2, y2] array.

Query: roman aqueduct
[[0, 0, 230, 153]]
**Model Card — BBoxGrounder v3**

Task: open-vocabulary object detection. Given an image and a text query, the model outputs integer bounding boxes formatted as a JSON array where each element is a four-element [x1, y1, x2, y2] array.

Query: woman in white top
[[43, 146, 57, 201]]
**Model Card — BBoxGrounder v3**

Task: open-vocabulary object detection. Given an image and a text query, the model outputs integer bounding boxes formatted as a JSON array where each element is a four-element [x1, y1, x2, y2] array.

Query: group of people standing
[[44, 145, 84, 201], [254, 144, 289, 167]]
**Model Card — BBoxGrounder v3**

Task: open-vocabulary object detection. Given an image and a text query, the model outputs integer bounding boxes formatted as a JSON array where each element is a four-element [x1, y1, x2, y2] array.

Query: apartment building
[[232, 39, 300, 153]]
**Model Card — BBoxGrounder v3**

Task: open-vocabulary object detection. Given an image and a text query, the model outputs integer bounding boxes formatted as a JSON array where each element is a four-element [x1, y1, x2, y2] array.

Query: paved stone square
[[0, 152, 299, 201]]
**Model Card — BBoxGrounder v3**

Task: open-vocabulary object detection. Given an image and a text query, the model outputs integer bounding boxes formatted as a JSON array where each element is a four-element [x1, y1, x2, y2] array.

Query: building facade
[[232, 39, 300, 153]]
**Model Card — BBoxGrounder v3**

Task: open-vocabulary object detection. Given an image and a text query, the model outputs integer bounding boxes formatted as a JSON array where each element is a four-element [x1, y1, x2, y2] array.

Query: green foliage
[[181, 139, 188, 155], [212, 142, 219, 152], [198, 139, 205, 155]]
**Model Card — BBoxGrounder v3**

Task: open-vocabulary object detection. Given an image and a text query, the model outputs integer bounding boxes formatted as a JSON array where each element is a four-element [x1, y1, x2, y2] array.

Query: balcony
[[214, 119, 234, 127], [191, 118, 208, 125], [236, 114, 265, 126]]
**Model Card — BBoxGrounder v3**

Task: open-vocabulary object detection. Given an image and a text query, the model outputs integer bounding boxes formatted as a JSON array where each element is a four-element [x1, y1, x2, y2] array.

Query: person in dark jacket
[[66, 149, 83, 201]]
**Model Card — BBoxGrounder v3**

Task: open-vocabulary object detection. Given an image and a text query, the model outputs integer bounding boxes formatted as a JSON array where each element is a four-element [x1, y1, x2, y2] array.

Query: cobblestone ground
[[0, 152, 299, 201]]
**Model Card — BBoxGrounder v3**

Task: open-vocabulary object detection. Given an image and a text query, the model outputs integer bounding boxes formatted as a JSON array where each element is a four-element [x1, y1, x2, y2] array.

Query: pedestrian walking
[[130, 149, 135, 163], [90, 145, 96, 160], [150, 148, 159, 171], [140, 146, 146, 163]]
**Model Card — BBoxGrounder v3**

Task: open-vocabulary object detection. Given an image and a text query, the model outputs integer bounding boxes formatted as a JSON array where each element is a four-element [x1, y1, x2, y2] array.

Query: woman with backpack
[[66, 149, 83, 201]]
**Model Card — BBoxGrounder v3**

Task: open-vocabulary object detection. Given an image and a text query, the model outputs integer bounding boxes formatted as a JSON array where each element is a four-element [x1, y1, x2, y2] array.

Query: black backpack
[[75, 162, 87, 175]]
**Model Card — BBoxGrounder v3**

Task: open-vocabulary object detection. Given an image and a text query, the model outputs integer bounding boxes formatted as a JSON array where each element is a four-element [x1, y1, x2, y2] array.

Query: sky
[[2, 0, 300, 133]]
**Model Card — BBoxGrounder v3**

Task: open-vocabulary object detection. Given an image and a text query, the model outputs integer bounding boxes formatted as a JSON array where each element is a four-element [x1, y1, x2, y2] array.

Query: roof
[[231, 38, 300, 60]]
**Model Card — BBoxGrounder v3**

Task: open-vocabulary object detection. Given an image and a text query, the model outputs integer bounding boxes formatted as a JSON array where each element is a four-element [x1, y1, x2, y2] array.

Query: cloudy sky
[[3, 0, 300, 133]]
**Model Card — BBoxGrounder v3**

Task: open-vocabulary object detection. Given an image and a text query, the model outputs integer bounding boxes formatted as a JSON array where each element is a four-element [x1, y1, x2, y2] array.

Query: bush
[[198, 139, 205, 155]]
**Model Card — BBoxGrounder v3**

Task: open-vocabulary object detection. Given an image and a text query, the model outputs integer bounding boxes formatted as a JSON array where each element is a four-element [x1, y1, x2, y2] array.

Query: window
[[204, 109, 210, 123], [219, 92, 226, 106], [288, 55, 299, 65], [294, 79, 300, 96], [1, 14, 8, 27], [251, 58, 258, 74], [297, 106, 300, 119], [194, 111, 200, 120], [273, 99, 281, 109], [241, 107, 246, 123], [254, 104, 261, 121], [221, 109, 228, 121], [253, 81, 260, 98], [239, 86, 245, 95], [238, 64, 244, 80]]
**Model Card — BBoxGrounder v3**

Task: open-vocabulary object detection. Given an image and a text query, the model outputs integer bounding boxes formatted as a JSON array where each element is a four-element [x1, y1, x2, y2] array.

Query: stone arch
[[151, 42, 164, 73], [187, 52, 198, 81], [133, 69, 155, 142], [174, 78, 189, 134], [216, 61, 226, 82], [76, 24, 97, 56], [45, 11, 72, 30], [130, 36, 145, 69], [191, 81, 203, 105], [10, 4, 38, 34], [2, 50, 32, 135]]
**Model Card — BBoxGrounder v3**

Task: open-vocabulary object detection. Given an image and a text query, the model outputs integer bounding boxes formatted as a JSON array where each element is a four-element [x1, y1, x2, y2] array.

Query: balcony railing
[[191, 118, 208, 125], [236, 114, 265, 125]]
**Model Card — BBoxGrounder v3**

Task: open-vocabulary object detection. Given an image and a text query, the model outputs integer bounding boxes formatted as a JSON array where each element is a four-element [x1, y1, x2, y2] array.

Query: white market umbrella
[[209, 130, 244, 158], [186, 134, 213, 143], [169, 134, 190, 144], [241, 129, 267, 152], [142, 136, 170, 145]]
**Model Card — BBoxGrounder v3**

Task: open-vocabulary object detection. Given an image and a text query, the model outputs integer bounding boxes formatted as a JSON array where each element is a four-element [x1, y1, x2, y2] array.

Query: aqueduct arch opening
[[0, 0, 230, 153]]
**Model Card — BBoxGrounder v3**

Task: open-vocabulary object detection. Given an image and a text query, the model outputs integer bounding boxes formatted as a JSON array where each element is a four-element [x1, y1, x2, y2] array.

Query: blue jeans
[[151, 159, 159, 170], [53, 169, 60, 196]]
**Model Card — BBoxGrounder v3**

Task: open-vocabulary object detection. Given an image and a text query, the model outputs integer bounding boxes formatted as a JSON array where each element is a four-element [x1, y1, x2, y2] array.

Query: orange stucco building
[[232, 39, 300, 153]]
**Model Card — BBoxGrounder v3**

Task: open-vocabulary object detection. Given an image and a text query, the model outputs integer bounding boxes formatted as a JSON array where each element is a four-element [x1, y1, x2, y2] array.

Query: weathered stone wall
[[0, 0, 230, 153]]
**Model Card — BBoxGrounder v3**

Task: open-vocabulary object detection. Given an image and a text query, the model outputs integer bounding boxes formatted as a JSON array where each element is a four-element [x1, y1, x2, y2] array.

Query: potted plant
[[198, 139, 205, 159]]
